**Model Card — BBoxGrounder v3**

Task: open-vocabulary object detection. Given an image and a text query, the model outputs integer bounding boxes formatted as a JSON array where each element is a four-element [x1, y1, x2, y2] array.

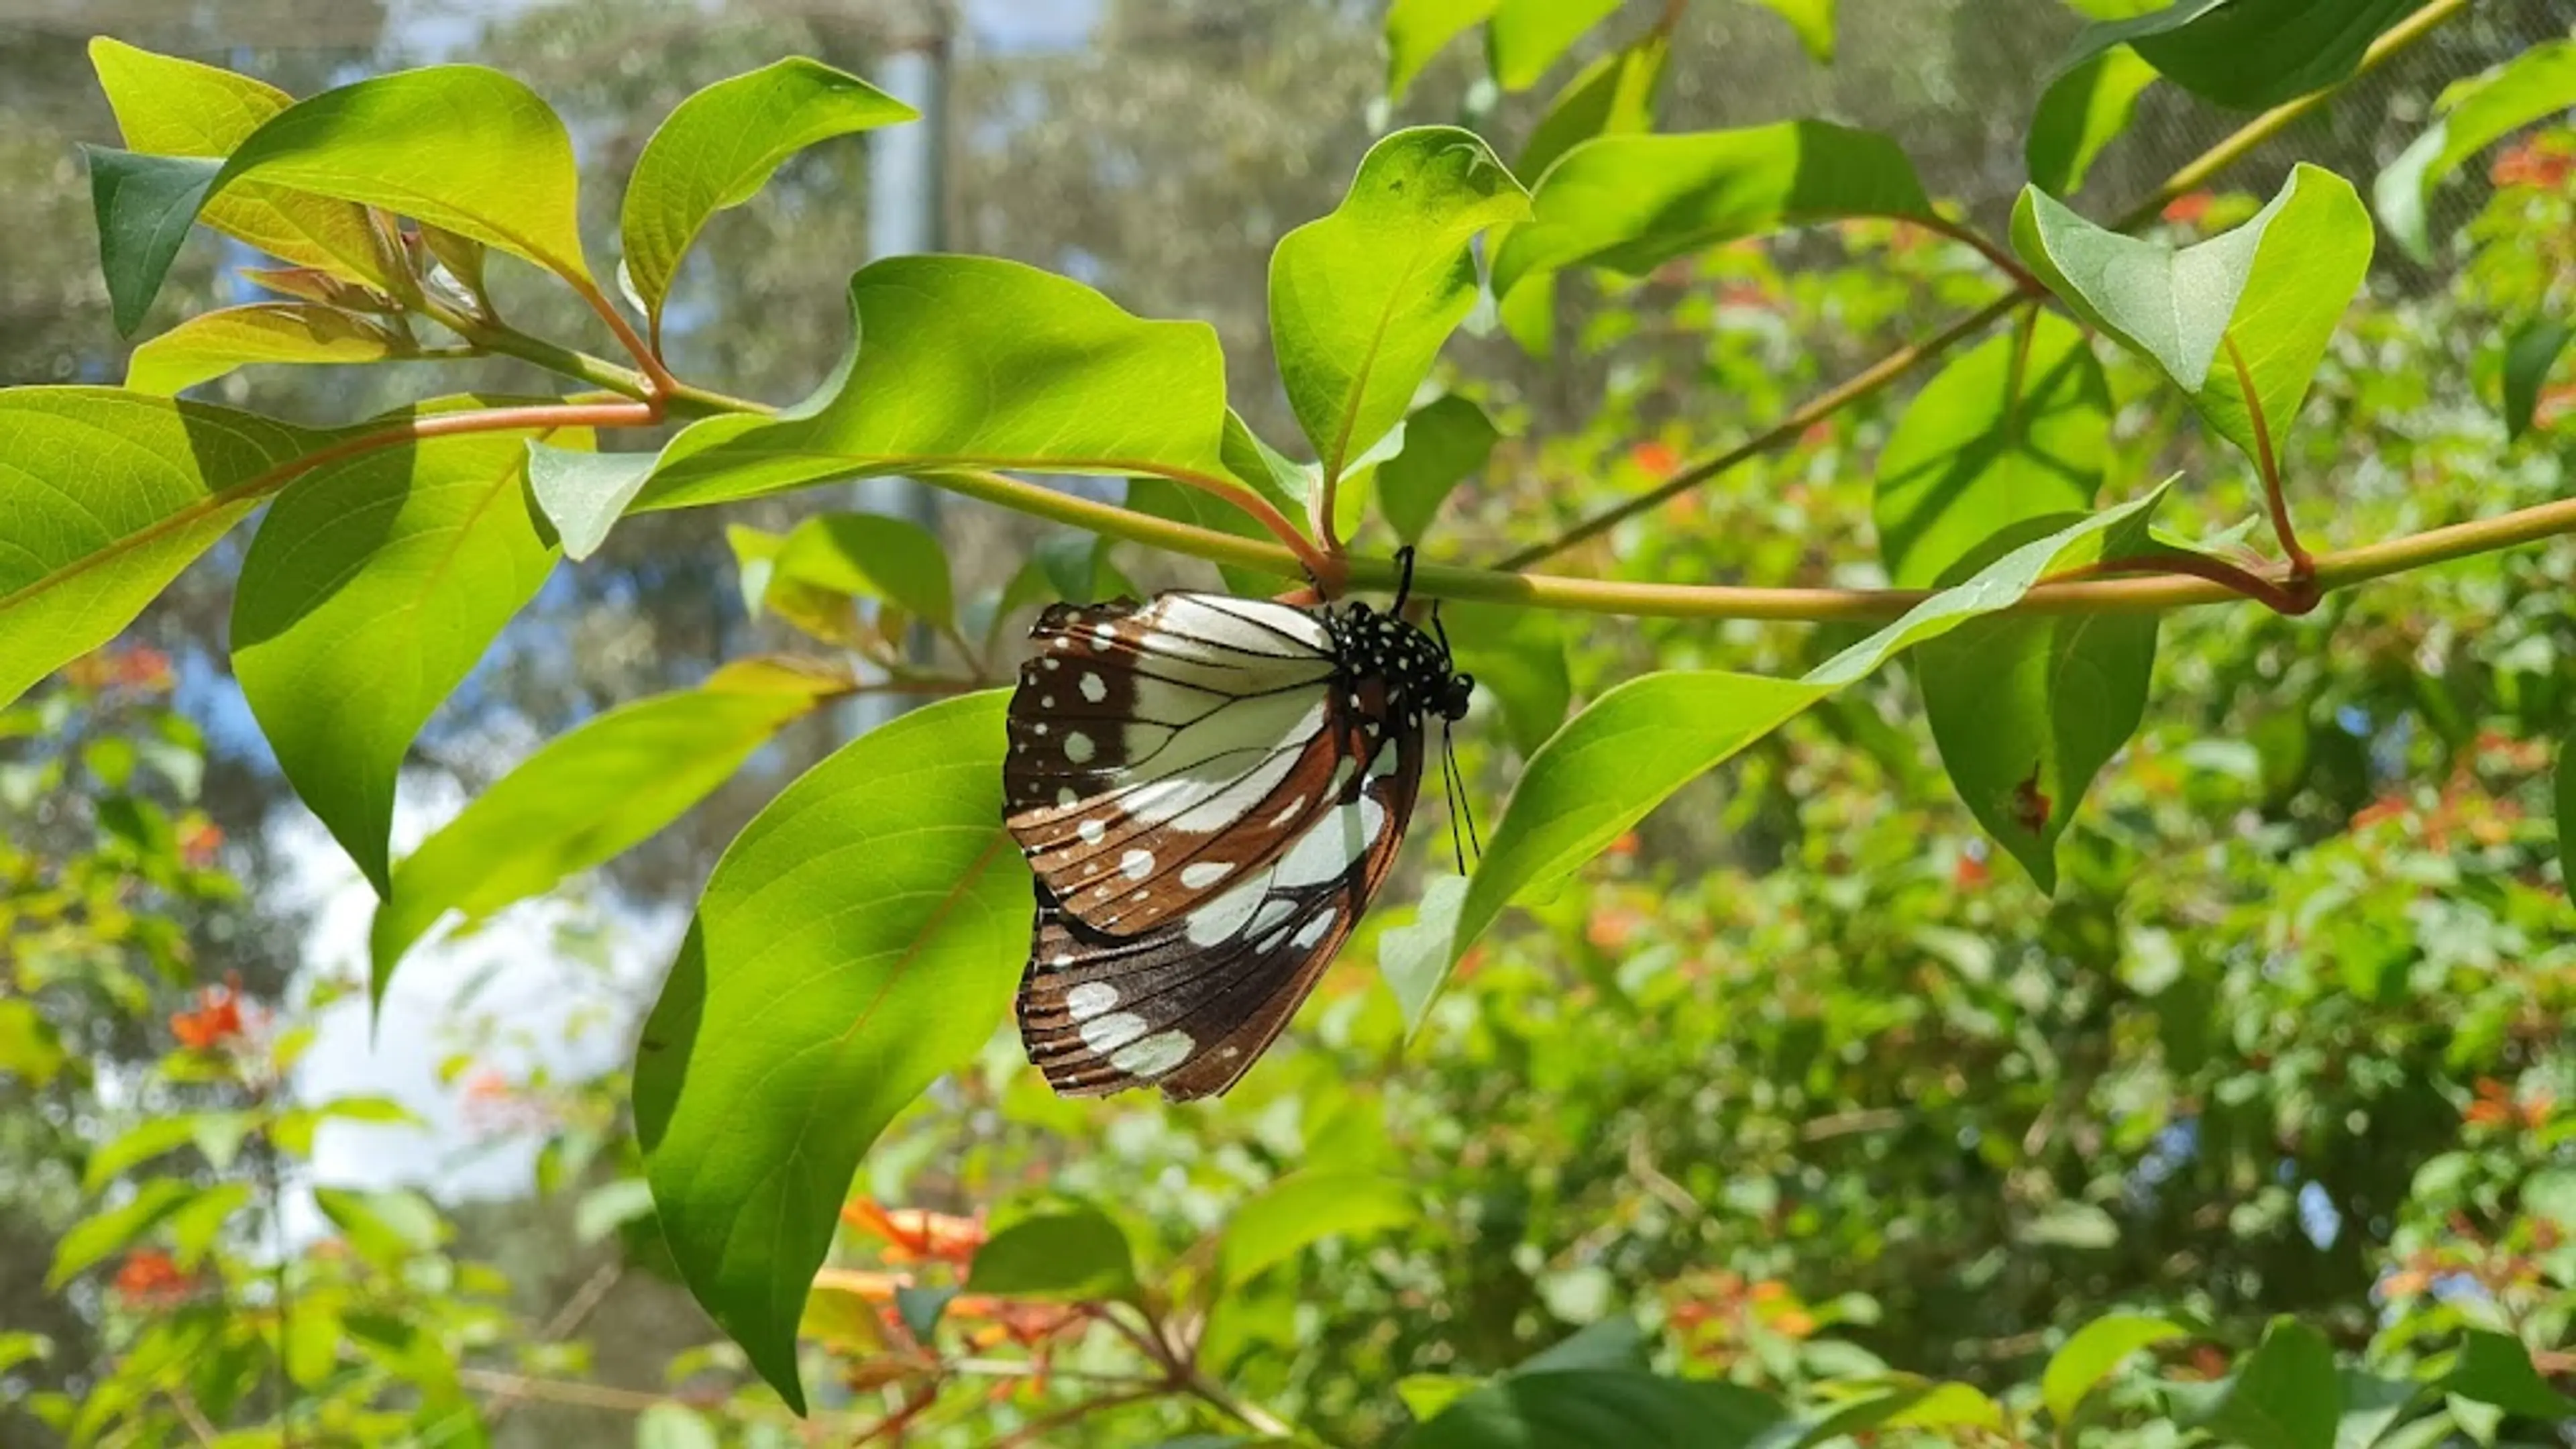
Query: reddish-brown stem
[[2054, 547, 2320, 616], [1157, 466, 1339, 588], [1917, 214, 2047, 296], [2222, 333, 2312, 578], [568, 275, 682, 402]]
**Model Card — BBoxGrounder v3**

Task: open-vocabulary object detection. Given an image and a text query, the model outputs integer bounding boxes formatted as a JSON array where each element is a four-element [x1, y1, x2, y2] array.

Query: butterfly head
[[1438, 669, 1474, 722]]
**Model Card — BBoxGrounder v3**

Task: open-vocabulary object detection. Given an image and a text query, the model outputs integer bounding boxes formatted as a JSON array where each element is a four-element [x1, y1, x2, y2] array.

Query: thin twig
[[567, 276, 684, 402], [990, 1387, 1166, 1449], [2222, 333, 2312, 578]]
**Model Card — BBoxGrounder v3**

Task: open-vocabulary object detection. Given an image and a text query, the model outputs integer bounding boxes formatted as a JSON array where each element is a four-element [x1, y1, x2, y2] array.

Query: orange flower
[[177, 819, 223, 871], [1586, 906, 1641, 950], [1629, 441, 1682, 478], [2161, 191, 2214, 225], [843, 1198, 987, 1267], [170, 978, 244, 1051], [1606, 831, 1640, 858], [111, 1249, 193, 1308], [117, 647, 174, 692], [2491, 138, 2573, 191], [1953, 850, 1990, 890], [2535, 384, 2576, 431]]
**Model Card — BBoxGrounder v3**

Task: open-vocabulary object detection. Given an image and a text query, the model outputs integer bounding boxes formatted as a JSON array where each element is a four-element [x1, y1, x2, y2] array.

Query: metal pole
[[843, 5, 949, 739]]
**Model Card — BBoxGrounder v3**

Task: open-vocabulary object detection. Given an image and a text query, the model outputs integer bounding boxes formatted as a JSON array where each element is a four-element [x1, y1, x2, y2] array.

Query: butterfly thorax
[[1323, 601, 1472, 737]]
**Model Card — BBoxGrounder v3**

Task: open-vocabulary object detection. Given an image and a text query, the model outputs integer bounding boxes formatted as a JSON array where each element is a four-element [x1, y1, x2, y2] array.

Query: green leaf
[[233, 427, 570, 894], [2043, 1315, 2188, 1425], [1219, 1172, 1417, 1287], [0, 1000, 68, 1087], [48, 1179, 199, 1288], [1380, 875, 1471, 1038], [728, 525, 866, 646], [1402, 1377, 1483, 1421], [1379, 394, 1498, 543], [1920, 512, 2161, 892], [1492, 122, 1931, 313], [371, 667, 839, 1008], [1516, 1318, 1649, 1374], [2502, 319, 2572, 443], [284, 1300, 342, 1389], [1408, 1371, 1785, 1449], [895, 1285, 955, 1342], [2373, 40, 2576, 262], [574, 1179, 656, 1245], [526, 443, 660, 563], [1741, 0, 1836, 62], [2336, 1371, 2422, 1449], [164, 1183, 252, 1271], [2011, 164, 2370, 470], [106, 64, 595, 330], [1445, 602, 1571, 756], [1385, 0, 1500, 102], [1518, 32, 1671, 181], [83, 1114, 255, 1195], [85, 148, 222, 337], [0, 1333, 51, 1377], [638, 256, 1228, 518], [963, 1207, 1137, 1300], [315, 1187, 446, 1272], [125, 303, 406, 396], [2027, 45, 2159, 196], [1433, 490, 2164, 1002], [634, 692, 1028, 1415], [619, 58, 916, 341], [1874, 310, 2111, 588], [1490, 0, 1621, 91], [1271, 127, 1528, 484], [0, 388, 325, 710], [771, 512, 956, 629], [2449, 1330, 2576, 1419], [2018, 1197, 2127, 1248], [2055, 0, 2416, 112], [2174, 1318, 2342, 1449], [87, 38, 391, 288], [637, 1404, 721, 1449]]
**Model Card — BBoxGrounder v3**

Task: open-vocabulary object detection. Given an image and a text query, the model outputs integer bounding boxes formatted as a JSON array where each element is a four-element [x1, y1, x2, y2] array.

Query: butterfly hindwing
[[1018, 727, 1422, 1100]]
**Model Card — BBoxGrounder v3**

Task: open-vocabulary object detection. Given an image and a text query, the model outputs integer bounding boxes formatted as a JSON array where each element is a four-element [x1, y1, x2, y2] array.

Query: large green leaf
[[526, 443, 661, 561], [770, 512, 956, 629], [2502, 320, 2572, 443], [619, 58, 916, 342], [48, 1180, 201, 1289], [637, 256, 1228, 517], [2027, 45, 2159, 196], [87, 38, 392, 288], [1432, 491, 2165, 1003], [1218, 1172, 1417, 1287], [1492, 122, 1930, 313], [1271, 127, 1527, 484], [1518, 31, 1670, 181], [1385, 0, 1500, 101], [963, 1207, 1136, 1301], [1445, 602, 1571, 757], [125, 303, 407, 396], [2042, 1314, 2188, 1426], [1490, 0, 1621, 91], [84, 148, 223, 337], [2012, 165, 2370, 470], [0, 388, 324, 709], [1407, 1371, 1785, 1449], [634, 692, 1028, 1414], [2449, 1330, 2576, 1418], [1874, 310, 2110, 588], [2055, 0, 2416, 112], [233, 425, 574, 894], [2375, 40, 2576, 261], [2169, 1318, 2341, 1449], [370, 662, 843, 1005], [104, 64, 594, 333]]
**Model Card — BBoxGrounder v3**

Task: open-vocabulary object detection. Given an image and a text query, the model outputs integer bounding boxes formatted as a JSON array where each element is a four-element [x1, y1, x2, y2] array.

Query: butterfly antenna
[[1442, 744, 1468, 875], [1446, 723, 1483, 859], [1391, 545, 1418, 614]]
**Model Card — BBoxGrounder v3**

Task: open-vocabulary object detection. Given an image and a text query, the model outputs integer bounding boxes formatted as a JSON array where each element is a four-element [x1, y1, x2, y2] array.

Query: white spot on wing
[[1079, 672, 1108, 703], [1291, 908, 1337, 949], [1065, 981, 1120, 1019], [1079, 1012, 1148, 1054], [1064, 731, 1095, 764], [1276, 796, 1384, 889], [1110, 1030, 1194, 1078], [1180, 862, 1229, 889], [1078, 818, 1107, 845], [1120, 849, 1155, 879]]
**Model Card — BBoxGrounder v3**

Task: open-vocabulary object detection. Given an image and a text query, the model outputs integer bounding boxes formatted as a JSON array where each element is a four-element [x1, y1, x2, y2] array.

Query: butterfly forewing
[[1006, 588, 1459, 1100]]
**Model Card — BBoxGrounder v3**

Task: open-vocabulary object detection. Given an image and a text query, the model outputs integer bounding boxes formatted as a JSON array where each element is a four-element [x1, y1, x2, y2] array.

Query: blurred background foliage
[[1, 0, 2573, 1445]]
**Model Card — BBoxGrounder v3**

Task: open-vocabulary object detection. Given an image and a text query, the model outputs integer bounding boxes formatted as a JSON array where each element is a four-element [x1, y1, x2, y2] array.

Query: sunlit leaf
[[1219, 1172, 1416, 1287], [634, 693, 1028, 1413], [526, 443, 660, 561], [2042, 1314, 2188, 1426], [2449, 1330, 2576, 1418], [1271, 127, 1528, 483], [2501, 319, 2571, 443], [1407, 1371, 1784, 1448], [87, 38, 392, 288], [0, 1001, 69, 1089], [619, 57, 916, 341], [125, 303, 408, 396], [638, 256, 1228, 520], [1385, 0, 1500, 102], [2374, 41, 2576, 261], [48, 1180, 199, 1289], [1379, 394, 1498, 543], [235, 425, 575, 894], [370, 666, 841, 1006], [1519, 32, 1670, 180], [2055, 0, 2416, 112], [964, 1207, 1136, 1300], [2169, 1318, 2341, 1449], [0, 389, 324, 710], [1434, 491, 2165, 1004], [1493, 122, 1930, 323], [2028, 45, 2159, 196], [1490, 0, 1621, 91], [1874, 310, 2110, 588], [771, 512, 956, 629], [315, 1187, 447, 1273]]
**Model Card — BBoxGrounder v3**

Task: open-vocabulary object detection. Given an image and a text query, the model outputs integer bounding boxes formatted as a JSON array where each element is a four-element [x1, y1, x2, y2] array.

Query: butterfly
[[1002, 553, 1471, 1101]]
